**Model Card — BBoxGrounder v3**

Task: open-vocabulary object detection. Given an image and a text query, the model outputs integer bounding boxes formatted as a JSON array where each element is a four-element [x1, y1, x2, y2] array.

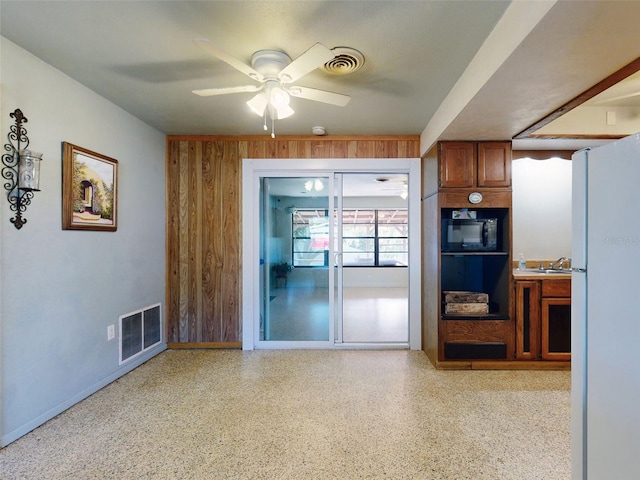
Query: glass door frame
[[242, 158, 421, 350], [335, 173, 410, 345], [261, 173, 334, 347]]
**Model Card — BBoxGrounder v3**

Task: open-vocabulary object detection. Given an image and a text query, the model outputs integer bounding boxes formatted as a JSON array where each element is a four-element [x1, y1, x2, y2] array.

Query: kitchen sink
[[522, 268, 572, 274]]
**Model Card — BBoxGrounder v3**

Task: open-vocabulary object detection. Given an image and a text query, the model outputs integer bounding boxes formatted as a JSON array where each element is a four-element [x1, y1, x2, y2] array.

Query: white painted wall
[[343, 267, 408, 287], [0, 38, 166, 446], [512, 157, 572, 261], [285, 267, 408, 288]]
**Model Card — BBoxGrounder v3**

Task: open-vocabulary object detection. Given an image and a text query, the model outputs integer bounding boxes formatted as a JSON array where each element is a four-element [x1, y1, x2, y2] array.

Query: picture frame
[[62, 142, 118, 231]]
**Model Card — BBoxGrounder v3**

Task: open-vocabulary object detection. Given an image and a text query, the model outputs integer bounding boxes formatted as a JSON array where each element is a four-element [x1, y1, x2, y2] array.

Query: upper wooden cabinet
[[439, 142, 475, 188], [439, 141, 511, 188]]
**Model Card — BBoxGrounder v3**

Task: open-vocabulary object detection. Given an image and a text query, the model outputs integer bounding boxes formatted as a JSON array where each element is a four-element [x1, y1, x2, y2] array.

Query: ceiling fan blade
[[278, 43, 335, 84], [288, 86, 351, 106], [193, 38, 264, 82], [192, 85, 264, 97]]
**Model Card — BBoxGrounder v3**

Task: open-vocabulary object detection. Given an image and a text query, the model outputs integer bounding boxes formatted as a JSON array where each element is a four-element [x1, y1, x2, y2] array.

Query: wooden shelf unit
[[422, 140, 514, 367]]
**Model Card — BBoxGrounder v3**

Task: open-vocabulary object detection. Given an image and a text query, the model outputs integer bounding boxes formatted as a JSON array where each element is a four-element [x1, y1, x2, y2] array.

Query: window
[[292, 209, 330, 267], [292, 209, 408, 267]]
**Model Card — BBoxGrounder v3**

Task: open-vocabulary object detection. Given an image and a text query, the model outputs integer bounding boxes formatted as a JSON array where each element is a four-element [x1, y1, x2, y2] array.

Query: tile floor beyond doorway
[[267, 287, 408, 343], [0, 349, 571, 480]]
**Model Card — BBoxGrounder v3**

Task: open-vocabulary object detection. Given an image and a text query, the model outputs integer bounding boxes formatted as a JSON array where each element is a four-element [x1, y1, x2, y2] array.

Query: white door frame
[[242, 158, 421, 350]]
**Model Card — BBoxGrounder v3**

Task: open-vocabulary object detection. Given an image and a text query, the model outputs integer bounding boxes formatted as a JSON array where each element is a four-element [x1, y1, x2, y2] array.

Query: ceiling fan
[[192, 39, 351, 137], [376, 176, 409, 199]]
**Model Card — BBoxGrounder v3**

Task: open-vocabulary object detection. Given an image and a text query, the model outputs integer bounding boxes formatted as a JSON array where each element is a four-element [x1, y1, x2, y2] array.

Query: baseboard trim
[[1, 343, 167, 448], [436, 360, 571, 370]]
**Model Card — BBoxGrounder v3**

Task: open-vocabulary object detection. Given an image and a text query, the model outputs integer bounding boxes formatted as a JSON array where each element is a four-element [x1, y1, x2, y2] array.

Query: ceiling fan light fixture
[[249, 84, 294, 120], [304, 179, 324, 192], [247, 92, 268, 116], [274, 103, 294, 120], [269, 86, 290, 108]]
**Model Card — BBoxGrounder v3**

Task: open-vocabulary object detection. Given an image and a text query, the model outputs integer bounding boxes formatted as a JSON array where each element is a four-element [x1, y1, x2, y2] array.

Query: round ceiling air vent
[[321, 47, 365, 75]]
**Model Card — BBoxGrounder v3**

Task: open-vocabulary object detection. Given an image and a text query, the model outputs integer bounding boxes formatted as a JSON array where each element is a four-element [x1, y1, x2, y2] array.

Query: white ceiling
[[2, 1, 640, 153], [268, 173, 408, 198]]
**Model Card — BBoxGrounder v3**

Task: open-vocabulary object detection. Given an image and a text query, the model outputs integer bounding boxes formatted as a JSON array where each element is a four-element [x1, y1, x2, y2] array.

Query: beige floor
[[0, 349, 570, 479], [343, 287, 408, 343], [266, 287, 408, 343]]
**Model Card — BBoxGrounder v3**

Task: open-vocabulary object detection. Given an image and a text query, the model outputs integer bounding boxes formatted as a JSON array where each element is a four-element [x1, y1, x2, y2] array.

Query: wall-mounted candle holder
[[2, 109, 43, 229]]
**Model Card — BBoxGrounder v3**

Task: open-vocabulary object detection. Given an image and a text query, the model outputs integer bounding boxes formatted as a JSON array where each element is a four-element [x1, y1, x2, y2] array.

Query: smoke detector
[[312, 126, 326, 136], [321, 47, 365, 75]]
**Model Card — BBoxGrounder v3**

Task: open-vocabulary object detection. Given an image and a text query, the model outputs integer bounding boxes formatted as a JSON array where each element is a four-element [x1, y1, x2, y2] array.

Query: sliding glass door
[[242, 158, 420, 350], [336, 173, 409, 344], [260, 176, 331, 342]]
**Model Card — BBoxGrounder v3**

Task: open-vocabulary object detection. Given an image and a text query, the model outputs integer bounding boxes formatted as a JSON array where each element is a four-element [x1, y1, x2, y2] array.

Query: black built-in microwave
[[442, 218, 498, 252]]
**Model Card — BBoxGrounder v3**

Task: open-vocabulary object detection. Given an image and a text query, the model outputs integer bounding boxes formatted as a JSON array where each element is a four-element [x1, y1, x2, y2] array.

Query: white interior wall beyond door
[[242, 158, 421, 350], [512, 157, 572, 260]]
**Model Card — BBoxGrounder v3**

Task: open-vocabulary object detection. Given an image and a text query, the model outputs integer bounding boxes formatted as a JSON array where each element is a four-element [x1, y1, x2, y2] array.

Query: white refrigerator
[[572, 133, 640, 479]]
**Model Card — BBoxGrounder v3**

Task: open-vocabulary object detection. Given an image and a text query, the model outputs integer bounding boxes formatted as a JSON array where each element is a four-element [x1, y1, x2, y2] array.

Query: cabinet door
[[439, 142, 475, 188], [515, 281, 540, 360], [477, 142, 511, 187], [541, 297, 571, 361]]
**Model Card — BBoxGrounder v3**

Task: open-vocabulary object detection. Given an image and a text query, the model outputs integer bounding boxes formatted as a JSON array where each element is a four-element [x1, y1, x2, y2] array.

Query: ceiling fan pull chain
[[263, 114, 268, 131], [271, 115, 276, 138]]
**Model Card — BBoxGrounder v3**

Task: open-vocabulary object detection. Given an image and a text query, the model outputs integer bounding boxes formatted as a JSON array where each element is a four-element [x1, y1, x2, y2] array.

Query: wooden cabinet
[[422, 140, 513, 367], [439, 142, 475, 188], [515, 278, 571, 361], [541, 280, 571, 361], [515, 280, 540, 360], [439, 141, 511, 188]]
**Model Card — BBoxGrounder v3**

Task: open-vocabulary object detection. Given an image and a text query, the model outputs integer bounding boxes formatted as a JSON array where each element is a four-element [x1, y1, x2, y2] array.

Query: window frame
[[292, 208, 408, 268]]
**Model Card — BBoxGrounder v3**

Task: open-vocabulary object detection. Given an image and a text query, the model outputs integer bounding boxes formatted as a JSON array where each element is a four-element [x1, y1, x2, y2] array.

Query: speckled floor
[[0, 350, 571, 479]]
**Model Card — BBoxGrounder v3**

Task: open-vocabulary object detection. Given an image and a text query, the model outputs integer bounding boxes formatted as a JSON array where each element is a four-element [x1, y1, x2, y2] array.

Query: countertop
[[513, 269, 572, 280]]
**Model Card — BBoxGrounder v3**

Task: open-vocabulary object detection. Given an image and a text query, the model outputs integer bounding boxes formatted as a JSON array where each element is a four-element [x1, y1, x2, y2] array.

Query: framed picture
[[62, 142, 118, 231]]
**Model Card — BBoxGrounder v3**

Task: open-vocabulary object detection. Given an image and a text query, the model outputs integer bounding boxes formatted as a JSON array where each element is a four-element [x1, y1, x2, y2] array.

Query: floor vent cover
[[119, 303, 162, 364]]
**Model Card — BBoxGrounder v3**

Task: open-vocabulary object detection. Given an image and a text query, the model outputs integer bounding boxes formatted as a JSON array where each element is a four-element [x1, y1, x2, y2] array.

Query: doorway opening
[[242, 158, 421, 350]]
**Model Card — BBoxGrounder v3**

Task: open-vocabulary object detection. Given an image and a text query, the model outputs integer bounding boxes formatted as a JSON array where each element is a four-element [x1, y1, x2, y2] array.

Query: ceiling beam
[[514, 56, 640, 139], [419, 0, 557, 156]]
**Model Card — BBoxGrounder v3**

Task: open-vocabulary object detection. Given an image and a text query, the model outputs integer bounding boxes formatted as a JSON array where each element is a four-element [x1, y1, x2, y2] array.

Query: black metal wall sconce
[[2, 109, 43, 229]]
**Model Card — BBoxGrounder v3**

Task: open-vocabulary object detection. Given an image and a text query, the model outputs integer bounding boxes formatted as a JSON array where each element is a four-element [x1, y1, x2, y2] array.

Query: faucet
[[549, 257, 567, 270]]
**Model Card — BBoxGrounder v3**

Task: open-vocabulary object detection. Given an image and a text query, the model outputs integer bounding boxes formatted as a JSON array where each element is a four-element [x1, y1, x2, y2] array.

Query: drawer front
[[442, 320, 510, 342], [439, 189, 512, 208], [542, 279, 571, 297]]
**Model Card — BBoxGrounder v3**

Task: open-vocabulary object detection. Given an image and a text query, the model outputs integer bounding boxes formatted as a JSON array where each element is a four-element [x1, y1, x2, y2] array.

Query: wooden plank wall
[[165, 135, 420, 346]]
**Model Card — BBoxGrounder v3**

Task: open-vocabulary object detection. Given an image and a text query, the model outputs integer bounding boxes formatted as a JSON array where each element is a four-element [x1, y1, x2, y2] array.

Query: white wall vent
[[119, 303, 162, 365]]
